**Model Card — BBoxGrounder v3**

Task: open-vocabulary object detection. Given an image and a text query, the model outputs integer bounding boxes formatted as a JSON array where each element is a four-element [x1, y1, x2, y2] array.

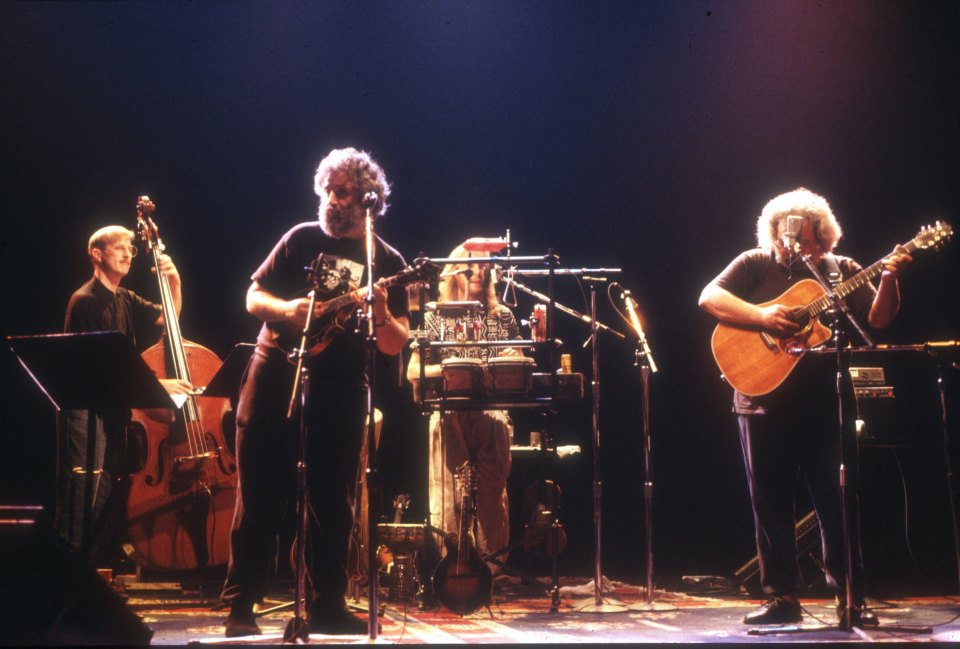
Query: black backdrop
[[3, 1, 958, 593]]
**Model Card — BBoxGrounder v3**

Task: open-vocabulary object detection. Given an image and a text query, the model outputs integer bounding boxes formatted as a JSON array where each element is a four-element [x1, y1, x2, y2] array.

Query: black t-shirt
[[251, 221, 409, 382], [707, 248, 877, 413], [64, 276, 162, 349]]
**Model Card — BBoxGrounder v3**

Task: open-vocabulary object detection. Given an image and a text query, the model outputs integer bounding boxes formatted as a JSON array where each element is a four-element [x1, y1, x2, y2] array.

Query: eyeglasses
[[104, 244, 138, 257]]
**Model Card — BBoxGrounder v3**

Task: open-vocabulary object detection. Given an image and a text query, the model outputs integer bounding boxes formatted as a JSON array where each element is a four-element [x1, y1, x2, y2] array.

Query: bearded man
[[221, 148, 410, 637]]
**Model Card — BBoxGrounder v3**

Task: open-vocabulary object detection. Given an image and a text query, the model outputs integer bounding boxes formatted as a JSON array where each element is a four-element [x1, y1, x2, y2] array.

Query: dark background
[[2, 1, 958, 595]]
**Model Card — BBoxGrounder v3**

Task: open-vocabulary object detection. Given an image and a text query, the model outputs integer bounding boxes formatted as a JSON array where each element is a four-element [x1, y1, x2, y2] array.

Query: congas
[[441, 357, 484, 398], [487, 356, 536, 397]]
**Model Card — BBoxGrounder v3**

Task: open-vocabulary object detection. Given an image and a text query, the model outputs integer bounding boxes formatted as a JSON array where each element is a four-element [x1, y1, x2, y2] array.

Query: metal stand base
[[628, 598, 678, 612], [572, 577, 630, 613], [575, 599, 629, 613]]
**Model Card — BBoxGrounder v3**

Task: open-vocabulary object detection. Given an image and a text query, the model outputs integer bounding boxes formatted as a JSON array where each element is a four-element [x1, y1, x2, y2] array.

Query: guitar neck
[[802, 239, 919, 320], [457, 492, 471, 556]]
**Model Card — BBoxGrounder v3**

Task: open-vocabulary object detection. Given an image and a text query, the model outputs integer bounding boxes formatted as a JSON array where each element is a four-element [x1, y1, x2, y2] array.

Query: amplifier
[[853, 377, 898, 443], [850, 366, 885, 385], [854, 385, 895, 399]]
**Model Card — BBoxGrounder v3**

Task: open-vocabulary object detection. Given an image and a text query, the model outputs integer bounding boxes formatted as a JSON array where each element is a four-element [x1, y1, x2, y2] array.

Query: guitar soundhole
[[790, 311, 809, 328]]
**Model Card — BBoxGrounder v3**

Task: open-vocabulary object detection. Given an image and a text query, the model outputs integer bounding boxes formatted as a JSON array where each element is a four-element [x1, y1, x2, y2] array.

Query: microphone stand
[[361, 203, 381, 641], [504, 269, 626, 611], [502, 275, 626, 342], [578, 276, 627, 612], [800, 254, 864, 632], [926, 343, 960, 596], [749, 254, 931, 637], [282, 262, 322, 643], [619, 291, 676, 613]]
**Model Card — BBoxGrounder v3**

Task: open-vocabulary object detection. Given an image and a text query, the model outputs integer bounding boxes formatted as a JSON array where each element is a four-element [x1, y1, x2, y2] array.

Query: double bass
[[125, 196, 238, 571]]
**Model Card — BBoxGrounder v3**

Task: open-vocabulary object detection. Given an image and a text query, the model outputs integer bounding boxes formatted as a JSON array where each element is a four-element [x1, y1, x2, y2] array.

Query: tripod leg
[[550, 520, 561, 613]]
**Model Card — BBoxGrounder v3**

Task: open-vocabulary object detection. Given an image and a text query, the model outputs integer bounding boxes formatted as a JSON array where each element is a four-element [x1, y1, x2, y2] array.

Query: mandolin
[[710, 222, 953, 396], [272, 258, 438, 361], [432, 461, 492, 615]]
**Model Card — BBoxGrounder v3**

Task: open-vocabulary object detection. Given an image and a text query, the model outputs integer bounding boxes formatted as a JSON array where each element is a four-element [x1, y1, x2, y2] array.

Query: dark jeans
[[222, 348, 366, 613], [737, 401, 865, 602]]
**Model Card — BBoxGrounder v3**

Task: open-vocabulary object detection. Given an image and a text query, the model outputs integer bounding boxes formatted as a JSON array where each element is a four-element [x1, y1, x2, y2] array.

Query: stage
[[102, 576, 960, 644]]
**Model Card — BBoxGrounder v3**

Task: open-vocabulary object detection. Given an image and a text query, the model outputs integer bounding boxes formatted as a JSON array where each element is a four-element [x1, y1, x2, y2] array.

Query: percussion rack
[[413, 250, 569, 611], [413, 251, 565, 412]]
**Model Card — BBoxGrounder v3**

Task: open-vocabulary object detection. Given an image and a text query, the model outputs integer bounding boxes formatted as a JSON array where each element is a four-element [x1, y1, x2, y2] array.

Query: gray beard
[[319, 203, 364, 238]]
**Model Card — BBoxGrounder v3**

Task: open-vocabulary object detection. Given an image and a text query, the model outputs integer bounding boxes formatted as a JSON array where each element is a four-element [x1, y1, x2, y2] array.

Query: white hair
[[756, 187, 843, 261]]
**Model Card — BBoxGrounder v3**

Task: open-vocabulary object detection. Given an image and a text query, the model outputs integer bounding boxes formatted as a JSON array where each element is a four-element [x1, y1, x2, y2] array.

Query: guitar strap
[[822, 253, 842, 289]]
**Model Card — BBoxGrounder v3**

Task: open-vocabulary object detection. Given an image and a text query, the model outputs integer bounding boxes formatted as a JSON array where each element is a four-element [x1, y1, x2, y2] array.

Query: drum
[[487, 356, 536, 397], [376, 523, 426, 552], [441, 357, 484, 398]]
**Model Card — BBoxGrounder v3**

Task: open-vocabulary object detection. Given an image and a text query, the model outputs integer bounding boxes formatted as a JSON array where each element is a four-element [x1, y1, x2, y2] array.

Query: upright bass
[[125, 196, 238, 571]]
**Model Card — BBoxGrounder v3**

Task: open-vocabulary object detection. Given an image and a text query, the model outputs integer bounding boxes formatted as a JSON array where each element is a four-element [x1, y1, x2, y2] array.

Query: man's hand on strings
[[758, 304, 801, 335]]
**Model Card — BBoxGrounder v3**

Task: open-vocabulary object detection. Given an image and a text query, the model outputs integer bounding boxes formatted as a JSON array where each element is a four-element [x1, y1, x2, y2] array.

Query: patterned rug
[[123, 574, 960, 644]]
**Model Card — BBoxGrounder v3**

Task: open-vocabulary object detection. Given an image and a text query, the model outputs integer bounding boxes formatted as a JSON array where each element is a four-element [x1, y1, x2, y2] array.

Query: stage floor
[[120, 576, 959, 645]]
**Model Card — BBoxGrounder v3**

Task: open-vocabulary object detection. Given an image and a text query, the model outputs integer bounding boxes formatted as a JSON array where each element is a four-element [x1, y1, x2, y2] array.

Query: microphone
[[439, 268, 473, 279], [361, 192, 379, 208], [621, 289, 658, 373], [782, 215, 803, 254]]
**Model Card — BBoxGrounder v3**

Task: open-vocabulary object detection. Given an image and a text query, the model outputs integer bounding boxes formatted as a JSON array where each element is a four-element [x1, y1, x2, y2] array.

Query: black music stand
[[201, 343, 255, 399], [6, 331, 173, 560]]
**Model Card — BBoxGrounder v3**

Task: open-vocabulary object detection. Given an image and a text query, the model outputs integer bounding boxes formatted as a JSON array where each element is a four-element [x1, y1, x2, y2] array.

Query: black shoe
[[837, 602, 879, 627], [224, 611, 261, 638], [308, 607, 370, 635], [743, 598, 802, 625]]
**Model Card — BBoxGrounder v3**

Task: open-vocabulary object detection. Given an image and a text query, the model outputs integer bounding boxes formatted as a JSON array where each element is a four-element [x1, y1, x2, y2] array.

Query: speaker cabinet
[[0, 506, 153, 645], [733, 510, 824, 595]]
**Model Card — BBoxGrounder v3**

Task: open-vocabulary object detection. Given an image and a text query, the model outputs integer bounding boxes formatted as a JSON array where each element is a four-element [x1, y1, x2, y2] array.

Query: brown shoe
[[743, 597, 802, 625]]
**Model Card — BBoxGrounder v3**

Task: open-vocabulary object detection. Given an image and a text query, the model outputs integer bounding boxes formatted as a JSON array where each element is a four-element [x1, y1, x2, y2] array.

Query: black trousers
[[737, 395, 865, 602], [222, 347, 366, 612], [55, 409, 128, 564]]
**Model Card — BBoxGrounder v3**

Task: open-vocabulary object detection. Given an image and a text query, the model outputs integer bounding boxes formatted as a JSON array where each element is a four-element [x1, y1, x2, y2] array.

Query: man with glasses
[[58, 225, 192, 564]]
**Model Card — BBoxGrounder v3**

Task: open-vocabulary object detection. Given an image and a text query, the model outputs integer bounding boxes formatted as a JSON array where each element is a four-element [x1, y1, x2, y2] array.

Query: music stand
[[201, 343, 255, 399], [6, 331, 173, 559]]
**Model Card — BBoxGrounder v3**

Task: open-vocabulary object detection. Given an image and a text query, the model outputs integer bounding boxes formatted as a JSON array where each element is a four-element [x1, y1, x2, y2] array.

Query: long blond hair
[[437, 244, 499, 311]]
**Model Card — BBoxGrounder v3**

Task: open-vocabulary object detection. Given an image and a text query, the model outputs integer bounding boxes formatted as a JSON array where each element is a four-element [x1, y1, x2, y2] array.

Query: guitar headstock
[[455, 461, 478, 492], [913, 221, 953, 251], [392, 494, 411, 515]]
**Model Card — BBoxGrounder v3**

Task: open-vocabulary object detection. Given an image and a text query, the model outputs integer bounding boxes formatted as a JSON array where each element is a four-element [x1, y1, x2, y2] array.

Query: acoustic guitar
[[710, 222, 952, 396]]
